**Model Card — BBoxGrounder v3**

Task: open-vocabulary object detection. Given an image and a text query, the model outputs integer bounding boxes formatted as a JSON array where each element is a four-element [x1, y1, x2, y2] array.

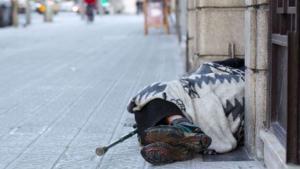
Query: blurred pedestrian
[[136, 0, 143, 15], [84, 0, 98, 22]]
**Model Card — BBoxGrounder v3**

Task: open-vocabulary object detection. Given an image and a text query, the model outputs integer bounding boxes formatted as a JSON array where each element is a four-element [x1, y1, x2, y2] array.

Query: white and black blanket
[[127, 62, 245, 153]]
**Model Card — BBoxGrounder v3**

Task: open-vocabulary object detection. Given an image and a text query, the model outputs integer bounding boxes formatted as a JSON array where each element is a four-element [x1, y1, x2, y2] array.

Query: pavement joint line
[[49, 40, 143, 169], [141, 41, 169, 169], [95, 43, 156, 169], [2, 38, 132, 169], [0, 37, 128, 139], [2, 74, 102, 169], [0, 92, 63, 140], [50, 73, 121, 169], [0, 103, 18, 116], [0, 52, 105, 140], [41, 32, 140, 167], [2, 28, 123, 87], [0, 37, 116, 101], [97, 36, 183, 169]]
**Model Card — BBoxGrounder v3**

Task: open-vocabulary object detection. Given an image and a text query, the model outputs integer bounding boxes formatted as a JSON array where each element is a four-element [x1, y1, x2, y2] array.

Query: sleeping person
[[127, 58, 245, 165]]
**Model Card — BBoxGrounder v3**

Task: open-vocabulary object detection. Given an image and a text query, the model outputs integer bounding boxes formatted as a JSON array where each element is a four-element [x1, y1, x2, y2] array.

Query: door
[[269, 0, 299, 164]]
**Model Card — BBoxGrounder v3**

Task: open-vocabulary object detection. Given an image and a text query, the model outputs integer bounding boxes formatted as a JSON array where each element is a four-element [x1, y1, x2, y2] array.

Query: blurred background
[[0, 0, 180, 27]]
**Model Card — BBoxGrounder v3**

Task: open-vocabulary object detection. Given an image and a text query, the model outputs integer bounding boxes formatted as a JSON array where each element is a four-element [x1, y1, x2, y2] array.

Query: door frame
[[268, 0, 300, 165]]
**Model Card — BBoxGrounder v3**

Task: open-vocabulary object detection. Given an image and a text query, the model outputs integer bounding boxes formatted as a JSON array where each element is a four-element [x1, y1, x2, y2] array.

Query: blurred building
[[109, 0, 136, 14]]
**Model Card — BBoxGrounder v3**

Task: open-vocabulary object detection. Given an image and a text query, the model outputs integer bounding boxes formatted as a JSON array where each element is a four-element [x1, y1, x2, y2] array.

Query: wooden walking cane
[[95, 129, 138, 156]]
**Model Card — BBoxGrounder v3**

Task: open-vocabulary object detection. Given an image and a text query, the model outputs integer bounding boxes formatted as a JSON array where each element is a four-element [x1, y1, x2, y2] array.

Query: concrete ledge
[[260, 130, 286, 169], [246, 0, 269, 5], [245, 69, 256, 155], [244, 8, 257, 69], [256, 8, 268, 70], [187, 10, 197, 38], [197, 0, 245, 7], [260, 130, 300, 169]]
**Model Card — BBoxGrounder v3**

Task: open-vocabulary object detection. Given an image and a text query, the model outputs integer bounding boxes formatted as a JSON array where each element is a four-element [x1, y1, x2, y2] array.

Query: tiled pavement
[[0, 14, 264, 169]]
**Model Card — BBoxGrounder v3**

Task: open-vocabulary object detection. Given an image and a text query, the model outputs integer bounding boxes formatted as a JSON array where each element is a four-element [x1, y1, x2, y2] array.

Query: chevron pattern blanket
[[128, 62, 245, 153]]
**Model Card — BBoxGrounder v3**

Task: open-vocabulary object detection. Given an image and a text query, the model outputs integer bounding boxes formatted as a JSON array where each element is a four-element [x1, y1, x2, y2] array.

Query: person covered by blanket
[[127, 58, 245, 165]]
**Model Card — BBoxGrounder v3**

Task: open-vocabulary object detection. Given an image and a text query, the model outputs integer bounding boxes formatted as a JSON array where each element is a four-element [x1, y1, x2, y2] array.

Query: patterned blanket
[[127, 62, 245, 153]]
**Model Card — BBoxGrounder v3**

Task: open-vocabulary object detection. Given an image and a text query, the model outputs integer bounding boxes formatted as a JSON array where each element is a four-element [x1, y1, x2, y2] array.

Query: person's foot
[[143, 119, 212, 153], [141, 142, 195, 165]]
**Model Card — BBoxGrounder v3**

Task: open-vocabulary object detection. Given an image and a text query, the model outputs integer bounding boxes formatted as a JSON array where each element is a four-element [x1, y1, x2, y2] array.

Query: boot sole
[[144, 125, 211, 152], [141, 142, 194, 165]]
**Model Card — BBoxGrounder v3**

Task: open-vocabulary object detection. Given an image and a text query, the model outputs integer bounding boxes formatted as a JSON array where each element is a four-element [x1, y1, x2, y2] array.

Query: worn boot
[[143, 118, 212, 153], [141, 142, 195, 165], [140, 118, 212, 165]]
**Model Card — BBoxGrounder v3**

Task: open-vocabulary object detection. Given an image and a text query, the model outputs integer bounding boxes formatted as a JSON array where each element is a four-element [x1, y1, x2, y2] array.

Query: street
[[0, 14, 263, 169]]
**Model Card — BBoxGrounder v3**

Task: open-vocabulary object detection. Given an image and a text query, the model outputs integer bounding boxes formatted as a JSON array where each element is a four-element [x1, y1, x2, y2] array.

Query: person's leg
[[165, 115, 184, 124], [141, 115, 212, 165], [213, 58, 245, 70], [143, 117, 210, 148], [133, 99, 211, 165], [134, 99, 184, 145]]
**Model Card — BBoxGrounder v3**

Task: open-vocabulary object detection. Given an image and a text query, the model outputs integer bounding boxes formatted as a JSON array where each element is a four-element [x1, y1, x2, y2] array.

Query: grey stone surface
[[196, 9, 245, 56], [187, 40, 197, 71], [245, 6, 269, 70], [203, 147, 252, 162], [256, 9, 269, 70], [244, 8, 257, 69], [197, 0, 245, 7], [245, 0, 257, 5], [260, 130, 287, 169], [187, 10, 197, 39], [245, 69, 256, 155], [178, 0, 188, 43], [257, 0, 269, 4], [187, 0, 196, 10], [187, 10, 197, 71], [244, 69, 268, 158], [243, 1, 269, 158], [190, 161, 265, 169], [255, 70, 268, 159], [245, 0, 269, 5], [0, 14, 264, 169]]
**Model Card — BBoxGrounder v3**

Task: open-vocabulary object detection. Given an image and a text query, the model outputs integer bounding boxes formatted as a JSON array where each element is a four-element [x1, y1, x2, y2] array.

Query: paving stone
[[203, 147, 252, 162]]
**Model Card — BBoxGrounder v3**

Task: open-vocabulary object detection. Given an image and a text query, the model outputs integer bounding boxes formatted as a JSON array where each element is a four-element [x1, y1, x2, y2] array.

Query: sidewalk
[[0, 14, 264, 169]]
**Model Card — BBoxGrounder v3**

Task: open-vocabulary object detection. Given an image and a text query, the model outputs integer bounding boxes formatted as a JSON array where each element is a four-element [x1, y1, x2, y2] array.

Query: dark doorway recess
[[268, 0, 299, 165]]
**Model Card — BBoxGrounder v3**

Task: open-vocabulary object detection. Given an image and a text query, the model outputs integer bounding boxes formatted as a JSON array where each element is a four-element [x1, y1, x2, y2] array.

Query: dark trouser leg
[[213, 58, 245, 71], [134, 99, 184, 145]]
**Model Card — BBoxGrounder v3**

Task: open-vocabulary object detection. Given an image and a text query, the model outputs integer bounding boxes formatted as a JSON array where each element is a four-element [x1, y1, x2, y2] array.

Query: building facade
[[177, 0, 299, 168], [109, 0, 137, 14]]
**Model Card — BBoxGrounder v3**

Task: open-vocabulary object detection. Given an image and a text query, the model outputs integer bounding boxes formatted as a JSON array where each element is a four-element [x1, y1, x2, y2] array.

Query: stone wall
[[187, 0, 198, 71], [186, 0, 245, 72], [244, 0, 269, 158]]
